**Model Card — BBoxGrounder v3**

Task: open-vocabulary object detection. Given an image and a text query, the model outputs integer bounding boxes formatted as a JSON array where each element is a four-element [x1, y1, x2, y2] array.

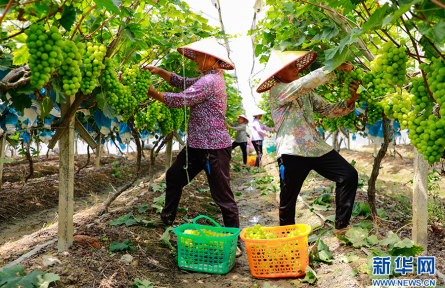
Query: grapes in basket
[[245, 224, 277, 239], [184, 229, 232, 237]]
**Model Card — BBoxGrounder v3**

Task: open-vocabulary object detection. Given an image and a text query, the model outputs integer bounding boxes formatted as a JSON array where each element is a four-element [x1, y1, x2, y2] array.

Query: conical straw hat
[[256, 50, 318, 93], [177, 37, 235, 70], [238, 114, 249, 123]]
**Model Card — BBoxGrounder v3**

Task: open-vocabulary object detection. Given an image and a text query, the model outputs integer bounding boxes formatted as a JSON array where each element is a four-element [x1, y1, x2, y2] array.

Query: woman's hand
[[145, 66, 162, 75], [147, 84, 165, 103], [267, 134, 271, 138], [347, 80, 360, 105], [336, 61, 353, 72]]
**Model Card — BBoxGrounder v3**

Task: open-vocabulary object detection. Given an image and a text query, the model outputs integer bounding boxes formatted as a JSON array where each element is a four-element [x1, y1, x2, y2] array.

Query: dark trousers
[[232, 141, 247, 164], [278, 150, 358, 229], [161, 147, 240, 232], [252, 140, 263, 167]]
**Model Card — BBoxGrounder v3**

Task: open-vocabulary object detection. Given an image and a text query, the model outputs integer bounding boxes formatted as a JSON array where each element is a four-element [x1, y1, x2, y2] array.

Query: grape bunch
[[121, 85, 138, 122], [370, 40, 408, 88], [26, 24, 64, 89], [362, 71, 396, 104], [380, 88, 413, 129], [336, 112, 356, 130], [121, 64, 139, 85], [171, 108, 184, 131], [101, 58, 127, 113], [408, 77, 445, 164], [59, 40, 85, 96], [287, 228, 303, 238], [422, 59, 445, 107], [80, 43, 106, 94], [184, 229, 232, 237], [134, 109, 147, 130], [244, 224, 277, 240], [158, 104, 173, 136], [145, 101, 162, 131], [322, 117, 339, 132], [134, 71, 152, 102], [367, 103, 383, 126], [339, 68, 365, 101]]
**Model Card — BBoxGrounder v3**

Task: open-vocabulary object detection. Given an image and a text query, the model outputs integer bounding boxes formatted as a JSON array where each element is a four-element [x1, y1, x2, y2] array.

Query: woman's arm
[[253, 123, 268, 138], [312, 81, 359, 117], [160, 76, 212, 109], [230, 123, 246, 131], [261, 123, 275, 132], [146, 66, 199, 91]]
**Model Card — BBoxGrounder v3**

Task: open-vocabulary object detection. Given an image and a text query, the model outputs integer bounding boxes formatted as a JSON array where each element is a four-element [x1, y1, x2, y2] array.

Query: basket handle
[[192, 215, 221, 240]]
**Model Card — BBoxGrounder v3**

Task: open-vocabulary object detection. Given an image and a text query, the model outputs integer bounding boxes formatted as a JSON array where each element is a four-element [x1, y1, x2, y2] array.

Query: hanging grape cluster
[[339, 68, 364, 101], [370, 40, 408, 88], [145, 101, 162, 131], [362, 71, 396, 104], [380, 88, 413, 130], [408, 76, 445, 164], [26, 24, 64, 89], [121, 64, 139, 85], [171, 108, 184, 131], [59, 40, 84, 96], [422, 59, 445, 108], [158, 104, 173, 135], [367, 103, 383, 126], [80, 43, 106, 94], [134, 71, 152, 102]]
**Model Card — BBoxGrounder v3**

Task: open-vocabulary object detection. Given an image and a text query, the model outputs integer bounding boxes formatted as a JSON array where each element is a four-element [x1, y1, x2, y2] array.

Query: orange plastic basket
[[240, 224, 311, 278], [247, 156, 257, 166]]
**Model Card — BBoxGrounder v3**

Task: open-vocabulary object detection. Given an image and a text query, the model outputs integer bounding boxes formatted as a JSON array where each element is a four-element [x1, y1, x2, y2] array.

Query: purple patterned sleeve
[[169, 73, 200, 91], [164, 75, 212, 109]]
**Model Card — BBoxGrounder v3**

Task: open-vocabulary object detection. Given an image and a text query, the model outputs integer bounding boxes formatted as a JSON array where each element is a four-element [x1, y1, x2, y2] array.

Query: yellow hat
[[177, 37, 235, 70], [256, 50, 318, 93]]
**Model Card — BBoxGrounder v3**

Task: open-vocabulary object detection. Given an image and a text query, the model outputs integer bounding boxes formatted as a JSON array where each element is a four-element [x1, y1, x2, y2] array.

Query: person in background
[[256, 50, 359, 236], [144, 37, 243, 257], [227, 115, 249, 165], [250, 108, 275, 167]]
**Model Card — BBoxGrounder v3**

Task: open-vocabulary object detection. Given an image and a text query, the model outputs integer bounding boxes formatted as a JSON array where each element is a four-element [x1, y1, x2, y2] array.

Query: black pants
[[232, 141, 247, 164], [252, 140, 263, 167], [162, 147, 240, 234], [278, 150, 358, 229]]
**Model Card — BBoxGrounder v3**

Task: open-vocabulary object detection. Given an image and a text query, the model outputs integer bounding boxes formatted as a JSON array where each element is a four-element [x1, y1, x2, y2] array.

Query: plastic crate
[[240, 224, 311, 278], [247, 155, 257, 166], [173, 215, 240, 274], [266, 145, 276, 154]]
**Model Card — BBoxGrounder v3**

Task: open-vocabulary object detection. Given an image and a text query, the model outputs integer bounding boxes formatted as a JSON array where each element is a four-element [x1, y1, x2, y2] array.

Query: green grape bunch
[[380, 88, 413, 129], [362, 71, 396, 104], [134, 109, 148, 130], [408, 76, 445, 165], [244, 224, 277, 240], [134, 71, 152, 102], [101, 58, 127, 113], [170, 108, 184, 131], [26, 24, 64, 89], [145, 101, 162, 131], [421, 59, 445, 108], [367, 103, 383, 126], [370, 40, 408, 88], [158, 104, 173, 136], [59, 40, 85, 96], [184, 229, 232, 237], [80, 43, 107, 94], [121, 64, 139, 85], [339, 68, 365, 101]]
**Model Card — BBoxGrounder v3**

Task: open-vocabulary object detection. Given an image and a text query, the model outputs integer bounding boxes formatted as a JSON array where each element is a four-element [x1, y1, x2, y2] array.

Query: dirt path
[[0, 149, 444, 287]]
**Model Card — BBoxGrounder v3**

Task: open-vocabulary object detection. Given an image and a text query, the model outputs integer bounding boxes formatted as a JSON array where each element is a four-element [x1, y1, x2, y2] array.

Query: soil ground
[[0, 144, 444, 287]]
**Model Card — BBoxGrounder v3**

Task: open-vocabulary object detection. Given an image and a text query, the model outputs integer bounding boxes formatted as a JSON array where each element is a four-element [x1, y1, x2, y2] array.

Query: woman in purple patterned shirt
[[144, 37, 242, 256]]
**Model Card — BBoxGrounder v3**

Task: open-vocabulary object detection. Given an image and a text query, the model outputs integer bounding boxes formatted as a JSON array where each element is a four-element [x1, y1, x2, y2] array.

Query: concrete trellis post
[[412, 148, 428, 252], [95, 134, 101, 169], [58, 95, 75, 252], [75, 139, 78, 155]]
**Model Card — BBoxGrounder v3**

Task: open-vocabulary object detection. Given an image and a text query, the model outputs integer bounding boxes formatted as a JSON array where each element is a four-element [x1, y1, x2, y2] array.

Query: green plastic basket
[[173, 215, 240, 274]]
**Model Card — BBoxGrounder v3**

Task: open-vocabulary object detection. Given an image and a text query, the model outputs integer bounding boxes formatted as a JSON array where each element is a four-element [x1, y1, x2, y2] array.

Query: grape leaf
[[309, 239, 333, 266], [323, 47, 354, 72], [339, 252, 360, 263], [379, 231, 401, 250], [133, 203, 149, 213], [9, 91, 32, 114], [40, 97, 54, 119], [325, 215, 335, 222], [103, 101, 116, 119], [110, 239, 136, 251], [109, 212, 140, 226], [0, 57, 12, 71], [302, 266, 317, 284], [351, 202, 371, 219], [349, 268, 358, 277], [310, 204, 331, 211], [59, 5, 78, 31], [432, 19, 445, 43], [52, 81, 66, 104], [0, 265, 26, 287], [12, 45, 29, 66], [362, 3, 389, 33], [133, 278, 154, 288], [37, 273, 60, 288], [387, 238, 424, 257], [93, 0, 121, 15], [16, 269, 44, 288], [338, 227, 378, 248], [310, 193, 334, 206], [352, 221, 373, 230], [161, 226, 175, 250], [320, 24, 339, 41]]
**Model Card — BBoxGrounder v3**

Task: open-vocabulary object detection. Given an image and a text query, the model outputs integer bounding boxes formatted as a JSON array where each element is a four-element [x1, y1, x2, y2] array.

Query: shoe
[[142, 217, 168, 227], [334, 226, 351, 236], [236, 246, 243, 258]]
